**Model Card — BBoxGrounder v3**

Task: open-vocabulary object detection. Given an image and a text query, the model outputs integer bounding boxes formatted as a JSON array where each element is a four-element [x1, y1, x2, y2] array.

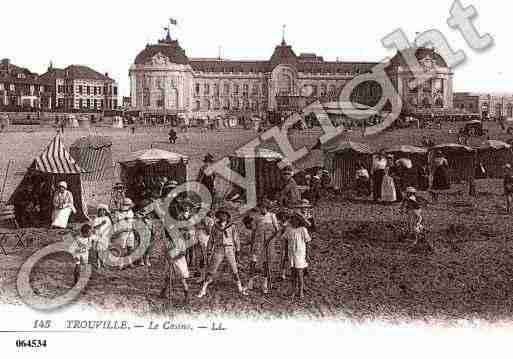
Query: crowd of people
[[68, 164, 317, 304]]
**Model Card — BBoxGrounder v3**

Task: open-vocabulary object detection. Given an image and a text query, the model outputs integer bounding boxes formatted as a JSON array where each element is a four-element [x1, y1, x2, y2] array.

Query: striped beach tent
[[8, 135, 89, 225]]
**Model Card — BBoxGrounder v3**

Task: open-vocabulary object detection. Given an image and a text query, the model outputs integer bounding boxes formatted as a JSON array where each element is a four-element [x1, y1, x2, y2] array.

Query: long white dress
[[381, 168, 397, 203], [51, 190, 76, 228]]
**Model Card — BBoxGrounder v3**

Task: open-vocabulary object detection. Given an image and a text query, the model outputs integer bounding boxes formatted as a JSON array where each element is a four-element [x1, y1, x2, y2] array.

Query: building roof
[[39, 65, 113, 83], [387, 47, 448, 69], [134, 38, 378, 74], [0, 58, 40, 84], [134, 37, 190, 65]]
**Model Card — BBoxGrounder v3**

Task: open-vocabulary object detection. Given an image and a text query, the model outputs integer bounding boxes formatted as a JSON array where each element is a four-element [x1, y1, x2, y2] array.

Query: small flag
[[170, 18, 177, 26]]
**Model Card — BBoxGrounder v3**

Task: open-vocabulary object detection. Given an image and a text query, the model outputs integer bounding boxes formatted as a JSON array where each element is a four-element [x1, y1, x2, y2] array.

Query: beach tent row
[[311, 138, 513, 191]]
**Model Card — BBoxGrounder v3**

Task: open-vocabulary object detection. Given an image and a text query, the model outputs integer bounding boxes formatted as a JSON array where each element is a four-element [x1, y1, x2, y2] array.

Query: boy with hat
[[51, 181, 76, 229], [197, 208, 248, 298], [244, 199, 281, 294], [70, 223, 96, 284], [400, 187, 424, 246], [112, 198, 136, 268]]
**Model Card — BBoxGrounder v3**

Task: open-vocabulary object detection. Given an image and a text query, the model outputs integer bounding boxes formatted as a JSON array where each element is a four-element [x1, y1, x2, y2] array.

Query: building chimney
[[105, 72, 109, 78]]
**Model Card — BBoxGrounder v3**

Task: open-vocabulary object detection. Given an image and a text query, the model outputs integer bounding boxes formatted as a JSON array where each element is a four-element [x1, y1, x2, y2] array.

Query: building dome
[[388, 47, 448, 69], [134, 38, 189, 65]]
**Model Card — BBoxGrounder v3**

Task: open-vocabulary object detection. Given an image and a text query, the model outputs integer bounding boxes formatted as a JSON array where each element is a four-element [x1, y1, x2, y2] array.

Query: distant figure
[[430, 151, 450, 201], [197, 153, 216, 202], [372, 152, 387, 201], [278, 166, 301, 208], [168, 128, 177, 144], [355, 161, 371, 197], [381, 159, 397, 203]]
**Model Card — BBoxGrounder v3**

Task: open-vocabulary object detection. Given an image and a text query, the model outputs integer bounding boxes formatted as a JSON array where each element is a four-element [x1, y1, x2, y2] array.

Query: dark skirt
[[432, 166, 451, 191], [355, 178, 371, 197]]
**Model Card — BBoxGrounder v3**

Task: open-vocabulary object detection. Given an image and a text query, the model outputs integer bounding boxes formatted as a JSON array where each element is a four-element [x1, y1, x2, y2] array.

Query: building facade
[[0, 58, 49, 110], [453, 92, 513, 119], [39, 65, 118, 112], [129, 32, 454, 118]]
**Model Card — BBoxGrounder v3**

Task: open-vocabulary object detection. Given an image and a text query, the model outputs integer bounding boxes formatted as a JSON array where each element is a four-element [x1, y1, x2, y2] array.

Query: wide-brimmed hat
[[282, 166, 294, 175], [57, 181, 67, 189], [290, 211, 311, 227], [121, 198, 134, 210], [164, 180, 179, 188], [293, 199, 313, 209], [203, 153, 215, 163], [215, 208, 231, 221], [97, 204, 110, 214], [405, 186, 417, 194]]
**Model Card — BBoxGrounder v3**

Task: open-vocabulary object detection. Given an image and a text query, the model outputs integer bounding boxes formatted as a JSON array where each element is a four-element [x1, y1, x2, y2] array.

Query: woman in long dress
[[431, 151, 451, 201], [51, 181, 76, 229], [381, 166, 397, 203]]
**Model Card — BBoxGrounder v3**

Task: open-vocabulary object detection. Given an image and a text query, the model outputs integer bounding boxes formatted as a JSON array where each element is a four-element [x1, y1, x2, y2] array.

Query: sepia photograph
[[1, 0, 512, 357]]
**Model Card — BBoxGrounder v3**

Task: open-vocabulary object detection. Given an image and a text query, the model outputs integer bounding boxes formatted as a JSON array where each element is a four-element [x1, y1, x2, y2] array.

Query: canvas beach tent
[[118, 148, 188, 206], [8, 135, 89, 226], [319, 140, 374, 191], [476, 140, 513, 178]]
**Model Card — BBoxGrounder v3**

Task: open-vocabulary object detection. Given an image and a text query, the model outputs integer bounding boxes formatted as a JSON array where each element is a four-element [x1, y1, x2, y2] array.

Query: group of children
[[69, 193, 315, 301]]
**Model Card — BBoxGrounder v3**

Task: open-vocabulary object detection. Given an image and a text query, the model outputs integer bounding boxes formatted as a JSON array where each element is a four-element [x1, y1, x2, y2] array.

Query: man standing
[[278, 166, 301, 209], [197, 153, 216, 203]]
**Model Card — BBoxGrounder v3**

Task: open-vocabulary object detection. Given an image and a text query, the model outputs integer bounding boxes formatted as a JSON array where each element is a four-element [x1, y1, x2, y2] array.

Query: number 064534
[[15, 339, 47, 348]]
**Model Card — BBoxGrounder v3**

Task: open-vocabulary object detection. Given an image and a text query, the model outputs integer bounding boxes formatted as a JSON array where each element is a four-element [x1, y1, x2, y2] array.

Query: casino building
[[129, 29, 454, 120]]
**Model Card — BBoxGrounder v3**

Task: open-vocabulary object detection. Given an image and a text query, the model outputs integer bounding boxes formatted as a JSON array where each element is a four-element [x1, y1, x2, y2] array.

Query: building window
[[320, 84, 327, 97], [204, 99, 211, 110], [252, 84, 259, 96], [100, 99, 104, 108], [224, 83, 230, 95], [243, 84, 249, 97], [86, 99, 90, 108], [143, 89, 150, 107], [93, 87, 97, 95], [204, 84, 210, 95], [113, 87, 117, 96], [58, 98, 64, 108], [93, 99, 98, 108], [98, 87, 102, 95], [195, 83, 200, 95], [233, 84, 239, 95], [79, 99, 83, 108], [113, 99, 117, 108], [195, 100, 200, 111], [214, 84, 219, 96], [87, 86, 91, 95]]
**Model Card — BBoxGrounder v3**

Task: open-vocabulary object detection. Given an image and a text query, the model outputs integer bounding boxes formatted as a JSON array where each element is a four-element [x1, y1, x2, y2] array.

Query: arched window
[[277, 72, 292, 95], [435, 98, 444, 107]]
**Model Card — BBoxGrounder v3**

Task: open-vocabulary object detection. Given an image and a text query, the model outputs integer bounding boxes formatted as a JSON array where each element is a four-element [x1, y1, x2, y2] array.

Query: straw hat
[[121, 198, 134, 211], [293, 199, 313, 209], [57, 181, 67, 189], [97, 204, 110, 214], [203, 153, 215, 163], [215, 207, 231, 221], [290, 211, 311, 227]]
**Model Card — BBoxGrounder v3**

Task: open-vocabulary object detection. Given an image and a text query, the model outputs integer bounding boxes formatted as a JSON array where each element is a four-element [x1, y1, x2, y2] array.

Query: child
[[113, 198, 135, 269], [92, 204, 112, 269], [504, 164, 513, 213], [279, 211, 312, 300], [244, 209, 281, 294], [195, 210, 215, 283], [197, 208, 248, 298], [70, 224, 96, 285], [400, 187, 424, 246]]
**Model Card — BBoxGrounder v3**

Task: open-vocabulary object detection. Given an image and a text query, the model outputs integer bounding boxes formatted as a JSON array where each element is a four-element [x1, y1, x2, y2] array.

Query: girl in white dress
[[278, 211, 312, 299], [113, 198, 135, 269], [92, 204, 112, 269], [381, 166, 397, 203]]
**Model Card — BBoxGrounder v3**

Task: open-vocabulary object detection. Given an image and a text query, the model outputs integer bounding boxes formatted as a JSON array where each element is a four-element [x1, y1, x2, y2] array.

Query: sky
[[1, 0, 510, 97]]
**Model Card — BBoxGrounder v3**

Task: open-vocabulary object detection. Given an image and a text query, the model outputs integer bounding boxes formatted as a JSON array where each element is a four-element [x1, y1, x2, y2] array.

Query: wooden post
[[0, 159, 12, 203]]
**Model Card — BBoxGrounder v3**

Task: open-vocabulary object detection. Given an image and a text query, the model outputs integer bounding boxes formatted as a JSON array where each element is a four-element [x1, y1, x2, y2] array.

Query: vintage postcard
[[0, 0, 512, 357]]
